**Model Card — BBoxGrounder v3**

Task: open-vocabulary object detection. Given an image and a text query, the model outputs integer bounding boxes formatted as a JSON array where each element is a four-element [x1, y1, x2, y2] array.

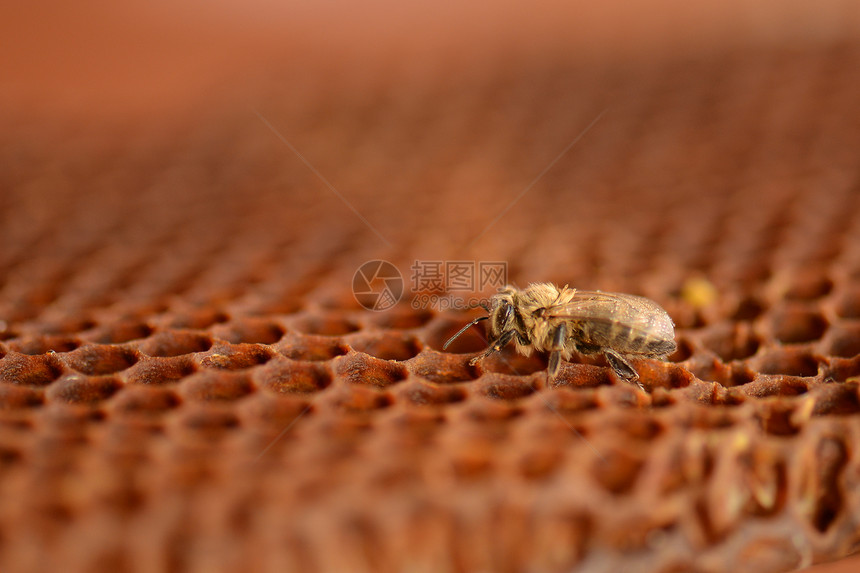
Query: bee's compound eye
[[495, 302, 513, 332]]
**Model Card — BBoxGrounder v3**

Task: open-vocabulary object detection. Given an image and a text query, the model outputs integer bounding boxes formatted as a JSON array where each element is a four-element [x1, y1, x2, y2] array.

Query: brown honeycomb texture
[[5, 5, 860, 573]]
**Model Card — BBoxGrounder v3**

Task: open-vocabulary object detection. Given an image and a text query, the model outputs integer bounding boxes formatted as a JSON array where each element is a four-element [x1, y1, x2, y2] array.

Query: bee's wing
[[545, 291, 662, 333]]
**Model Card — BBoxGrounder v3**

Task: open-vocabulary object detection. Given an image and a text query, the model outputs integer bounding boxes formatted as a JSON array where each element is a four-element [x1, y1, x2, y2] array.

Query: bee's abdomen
[[578, 321, 675, 357]]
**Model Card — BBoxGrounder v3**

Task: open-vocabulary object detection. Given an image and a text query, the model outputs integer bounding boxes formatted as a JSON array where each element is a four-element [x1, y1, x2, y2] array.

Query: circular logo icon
[[352, 260, 404, 311]]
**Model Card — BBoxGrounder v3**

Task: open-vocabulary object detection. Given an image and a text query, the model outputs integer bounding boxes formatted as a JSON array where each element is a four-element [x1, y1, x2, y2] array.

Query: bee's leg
[[547, 323, 567, 382], [469, 329, 515, 365], [604, 349, 644, 390]]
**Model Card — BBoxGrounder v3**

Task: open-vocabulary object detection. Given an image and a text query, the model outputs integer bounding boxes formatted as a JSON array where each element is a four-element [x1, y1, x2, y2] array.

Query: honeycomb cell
[[807, 383, 860, 417], [7, 335, 80, 355], [108, 385, 181, 415], [367, 309, 434, 330], [277, 332, 349, 361], [699, 323, 761, 362], [252, 357, 332, 394], [175, 404, 240, 435], [209, 319, 286, 345], [591, 449, 643, 495], [769, 305, 828, 344], [122, 356, 196, 385], [137, 331, 213, 358], [406, 351, 478, 384], [86, 321, 154, 344], [781, 272, 833, 300], [741, 376, 809, 398], [822, 323, 860, 358], [197, 344, 274, 370], [478, 350, 548, 377], [335, 353, 407, 388], [478, 374, 537, 400], [0, 352, 62, 386], [751, 348, 821, 377], [423, 319, 487, 353], [754, 400, 801, 435], [348, 332, 422, 361], [179, 370, 256, 402], [236, 392, 312, 430], [62, 345, 139, 375], [290, 314, 360, 336], [0, 383, 44, 409], [666, 337, 694, 362], [730, 296, 767, 322], [397, 379, 467, 406], [834, 287, 860, 318], [45, 374, 123, 405], [328, 384, 394, 412], [166, 308, 230, 329]]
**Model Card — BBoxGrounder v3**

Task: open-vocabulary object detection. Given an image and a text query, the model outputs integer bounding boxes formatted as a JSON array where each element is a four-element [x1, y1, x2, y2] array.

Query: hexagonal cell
[[289, 314, 360, 336], [179, 370, 256, 402], [591, 448, 643, 495], [347, 332, 422, 361], [7, 335, 80, 355], [822, 323, 860, 358], [405, 350, 478, 383], [108, 385, 181, 415], [740, 375, 810, 398], [367, 308, 434, 330], [137, 331, 213, 358], [209, 319, 286, 345], [754, 401, 800, 435], [196, 344, 274, 370], [277, 332, 349, 362], [165, 308, 230, 329], [86, 321, 154, 344], [781, 272, 833, 300], [807, 382, 860, 417], [729, 296, 767, 322], [750, 348, 821, 377], [477, 349, 548, 377], [666, 337, 694, 362], [423, 319, 487, 353], [175, 404, 240, 435], [45, 374, 123, 405], [540, 388, 600, 414], [122, 356, 196, 385], [517, 447, 565, 481], [699, 323, 761, 362], [549, 363, 611, 389], [327, 384, 394, 412], [62, 344, 139, 375], [397, 379, 467, 406], [768, 305, 828, 344], [0, 352, 64, 386], [253, 358, 332, 395], [334, 353, 407, 388], [478, 374, 537, 400], [834, 287, 860, 319], [0, 383, 44, 409], [236, 392, 312, 430]]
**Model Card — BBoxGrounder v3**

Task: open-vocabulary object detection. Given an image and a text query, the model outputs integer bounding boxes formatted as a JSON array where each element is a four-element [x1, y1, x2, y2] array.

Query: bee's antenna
[[442, 316, 489, 350]]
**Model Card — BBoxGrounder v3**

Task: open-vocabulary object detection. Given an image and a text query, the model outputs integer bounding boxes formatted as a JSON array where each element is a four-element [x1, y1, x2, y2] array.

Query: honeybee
[[443, 283, 676, 387]]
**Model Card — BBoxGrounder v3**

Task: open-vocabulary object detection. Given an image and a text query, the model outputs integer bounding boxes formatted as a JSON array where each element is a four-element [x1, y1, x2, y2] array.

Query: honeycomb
[[4, 18, 860, 573]]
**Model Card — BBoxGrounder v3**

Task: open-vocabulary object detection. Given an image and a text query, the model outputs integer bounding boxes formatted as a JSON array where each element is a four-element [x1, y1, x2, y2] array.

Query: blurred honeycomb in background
[[3, 1, 860, 572]]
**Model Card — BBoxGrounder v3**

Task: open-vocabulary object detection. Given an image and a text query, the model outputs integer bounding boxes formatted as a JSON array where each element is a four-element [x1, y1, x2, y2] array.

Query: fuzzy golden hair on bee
[[444, 282, 676, 388]]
